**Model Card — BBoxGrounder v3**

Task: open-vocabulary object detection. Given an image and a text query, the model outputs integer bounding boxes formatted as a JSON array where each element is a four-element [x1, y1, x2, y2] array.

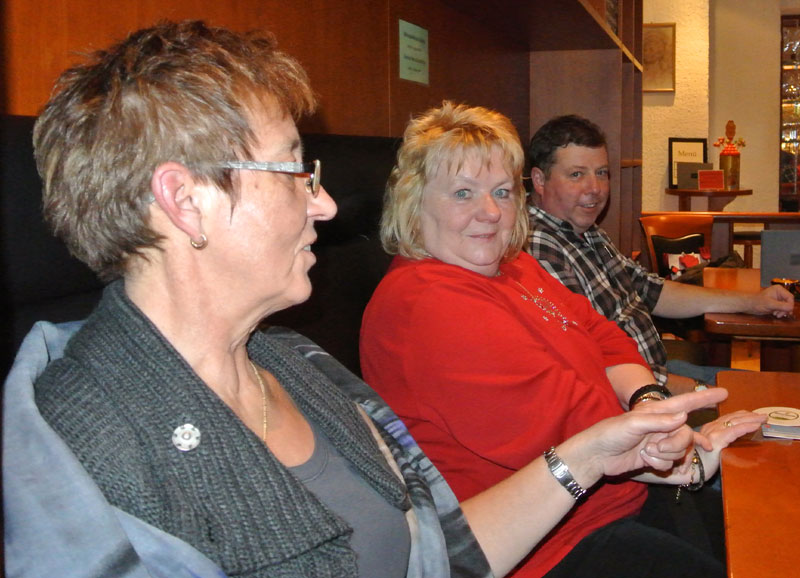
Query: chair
[[639, 214, 714, 277], [639, 213, 718, 362]]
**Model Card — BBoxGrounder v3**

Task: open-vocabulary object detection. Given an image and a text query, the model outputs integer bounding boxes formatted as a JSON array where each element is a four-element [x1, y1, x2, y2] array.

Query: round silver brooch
[[172, 423, 201, 452]]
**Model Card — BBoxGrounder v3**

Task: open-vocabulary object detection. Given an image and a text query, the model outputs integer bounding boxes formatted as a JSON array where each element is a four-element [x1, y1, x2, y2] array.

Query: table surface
[[717, 371, 800, 578], [703, 268, 800, 338]]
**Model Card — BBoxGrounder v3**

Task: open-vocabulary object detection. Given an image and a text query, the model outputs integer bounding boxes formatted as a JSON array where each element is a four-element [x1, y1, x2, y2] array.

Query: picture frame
[[668, 138, 708, 188], [643, 23, 676, 92]]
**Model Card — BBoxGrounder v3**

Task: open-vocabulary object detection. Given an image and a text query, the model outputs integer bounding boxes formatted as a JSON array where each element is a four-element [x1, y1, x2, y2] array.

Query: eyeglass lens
[[307, 160, 321, 197]]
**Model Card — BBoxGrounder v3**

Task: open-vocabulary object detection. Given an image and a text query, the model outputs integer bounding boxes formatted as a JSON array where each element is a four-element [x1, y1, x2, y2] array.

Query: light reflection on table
[[717, 371, 800, 577]]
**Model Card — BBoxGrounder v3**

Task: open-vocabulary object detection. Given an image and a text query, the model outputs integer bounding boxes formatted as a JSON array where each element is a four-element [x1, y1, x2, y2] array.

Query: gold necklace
[[248, 360, 268, 443], [509, 278, 577, 332]]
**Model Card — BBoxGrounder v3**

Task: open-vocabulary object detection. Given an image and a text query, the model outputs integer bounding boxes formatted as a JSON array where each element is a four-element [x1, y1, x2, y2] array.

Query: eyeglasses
[[219, 159, 321, 197]]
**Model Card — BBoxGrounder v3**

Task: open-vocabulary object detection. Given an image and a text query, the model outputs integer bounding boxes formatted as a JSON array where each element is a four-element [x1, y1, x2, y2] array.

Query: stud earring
[[190, 234, 208, 250]]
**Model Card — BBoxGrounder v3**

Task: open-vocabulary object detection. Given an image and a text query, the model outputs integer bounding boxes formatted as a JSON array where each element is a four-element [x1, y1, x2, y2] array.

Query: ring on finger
[[724, 420, 733, 428]]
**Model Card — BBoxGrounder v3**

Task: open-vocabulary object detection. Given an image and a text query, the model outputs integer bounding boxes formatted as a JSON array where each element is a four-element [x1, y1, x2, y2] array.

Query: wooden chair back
[[639, 214, 714, 276]]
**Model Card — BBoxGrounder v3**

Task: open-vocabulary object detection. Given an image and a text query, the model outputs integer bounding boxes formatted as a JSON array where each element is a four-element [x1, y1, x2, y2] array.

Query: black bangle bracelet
[[628, 383, 672, 409]]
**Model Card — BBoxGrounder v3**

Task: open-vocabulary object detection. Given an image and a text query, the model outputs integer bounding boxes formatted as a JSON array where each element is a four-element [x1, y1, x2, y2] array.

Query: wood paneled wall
[[0, 0, 529, 138], [530, 49, 625, 242], [389, 1, 529, 138]]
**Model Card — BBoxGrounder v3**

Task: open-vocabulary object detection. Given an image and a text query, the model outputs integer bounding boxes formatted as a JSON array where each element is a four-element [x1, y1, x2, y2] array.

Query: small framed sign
[[668, 138, 708, 188], [398, 20, 429, 85]]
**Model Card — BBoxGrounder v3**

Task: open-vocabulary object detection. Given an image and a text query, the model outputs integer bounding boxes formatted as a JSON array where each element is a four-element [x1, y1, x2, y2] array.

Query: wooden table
[[717, 371, 800, 577], [702, 268, 800, 339], [665, 188, 752, 211], [703, 268, 800, 371]]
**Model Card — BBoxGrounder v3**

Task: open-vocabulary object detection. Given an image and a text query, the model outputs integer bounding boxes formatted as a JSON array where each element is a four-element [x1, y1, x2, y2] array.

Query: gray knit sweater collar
[[49, 281, 408, 576]]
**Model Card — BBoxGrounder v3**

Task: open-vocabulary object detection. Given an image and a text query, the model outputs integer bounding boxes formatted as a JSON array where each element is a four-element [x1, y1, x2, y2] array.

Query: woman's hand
[[460, 387, 729, 577], [634, 409, 765, 485], [459, 387, 725, 577], [693, 409, 766, 478], [563, 387, 729, 484]]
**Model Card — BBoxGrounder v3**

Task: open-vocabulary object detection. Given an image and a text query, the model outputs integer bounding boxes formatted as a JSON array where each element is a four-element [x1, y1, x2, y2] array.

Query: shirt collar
[[528, 204, 601, 240]]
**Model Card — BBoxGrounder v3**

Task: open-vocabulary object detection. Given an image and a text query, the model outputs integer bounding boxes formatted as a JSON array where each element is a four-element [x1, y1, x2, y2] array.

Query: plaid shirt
[[527, 205, 668, 385]]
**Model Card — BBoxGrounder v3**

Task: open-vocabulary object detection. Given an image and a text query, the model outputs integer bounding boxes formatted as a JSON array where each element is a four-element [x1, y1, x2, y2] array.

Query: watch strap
[[543, 447, 586, 501]]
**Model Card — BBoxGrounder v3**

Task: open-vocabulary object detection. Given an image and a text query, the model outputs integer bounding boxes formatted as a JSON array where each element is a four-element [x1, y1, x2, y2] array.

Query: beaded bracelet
[[675, 449, 705, 503]]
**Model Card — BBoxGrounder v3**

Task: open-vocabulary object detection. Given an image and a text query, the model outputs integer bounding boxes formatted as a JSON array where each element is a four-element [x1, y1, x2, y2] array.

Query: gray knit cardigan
[[33, 282, 491, 577]]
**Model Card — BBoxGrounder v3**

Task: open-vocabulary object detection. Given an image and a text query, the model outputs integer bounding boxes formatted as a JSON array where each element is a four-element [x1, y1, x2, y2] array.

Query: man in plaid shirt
[[526, 115, 794, 393]]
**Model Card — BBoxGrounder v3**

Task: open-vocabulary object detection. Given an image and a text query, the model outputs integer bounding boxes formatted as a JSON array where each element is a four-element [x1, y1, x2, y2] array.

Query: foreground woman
[[361, 101, 764, 578]]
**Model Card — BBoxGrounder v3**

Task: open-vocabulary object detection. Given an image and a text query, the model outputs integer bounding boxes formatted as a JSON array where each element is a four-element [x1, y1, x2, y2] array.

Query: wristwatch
[[543, 447, 586, 500], [693, 379, 712, 391]]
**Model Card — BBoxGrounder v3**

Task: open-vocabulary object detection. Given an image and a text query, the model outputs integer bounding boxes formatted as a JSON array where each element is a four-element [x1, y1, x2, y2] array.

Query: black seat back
[[651, 233, 706, 278], [1, 114, 399, 377]]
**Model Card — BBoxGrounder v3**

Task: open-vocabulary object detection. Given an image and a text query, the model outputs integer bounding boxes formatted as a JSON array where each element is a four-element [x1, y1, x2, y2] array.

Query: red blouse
[[360, 252, 649, 577]]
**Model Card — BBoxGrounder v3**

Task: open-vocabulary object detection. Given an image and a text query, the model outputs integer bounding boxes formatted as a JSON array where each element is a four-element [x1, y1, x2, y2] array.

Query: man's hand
[[746, 284, 795, 318]]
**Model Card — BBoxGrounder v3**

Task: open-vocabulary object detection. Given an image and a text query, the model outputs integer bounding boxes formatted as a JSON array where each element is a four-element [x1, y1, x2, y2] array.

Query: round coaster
[[753, 407, 800, 427]]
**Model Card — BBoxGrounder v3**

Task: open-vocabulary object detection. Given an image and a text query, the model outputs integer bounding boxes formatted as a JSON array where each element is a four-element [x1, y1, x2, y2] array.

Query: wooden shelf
[[665, 188, 753, 212], [442, 0, 641, 69]]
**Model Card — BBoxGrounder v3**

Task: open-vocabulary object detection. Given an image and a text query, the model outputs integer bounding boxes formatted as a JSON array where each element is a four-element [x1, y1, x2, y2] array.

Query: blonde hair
[[381, 101, 527, 260]]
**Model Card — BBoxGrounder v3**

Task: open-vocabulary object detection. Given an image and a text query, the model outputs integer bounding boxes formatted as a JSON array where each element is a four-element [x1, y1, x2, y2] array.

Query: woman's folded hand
[[568, 388, 730, 482]]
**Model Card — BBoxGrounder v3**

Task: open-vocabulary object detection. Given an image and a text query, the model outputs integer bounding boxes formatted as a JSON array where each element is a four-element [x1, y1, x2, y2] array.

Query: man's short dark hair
[[528, 115, 607, 177]]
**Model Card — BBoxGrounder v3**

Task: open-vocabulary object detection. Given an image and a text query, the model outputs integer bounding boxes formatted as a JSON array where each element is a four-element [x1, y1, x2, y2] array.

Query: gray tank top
[[290, 424, 411, 577]]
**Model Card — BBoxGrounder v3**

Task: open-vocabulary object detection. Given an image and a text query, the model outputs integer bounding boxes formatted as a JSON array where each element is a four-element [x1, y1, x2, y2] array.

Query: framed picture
[[668, 138, 708, 188], [643, 23, 676, 92]]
